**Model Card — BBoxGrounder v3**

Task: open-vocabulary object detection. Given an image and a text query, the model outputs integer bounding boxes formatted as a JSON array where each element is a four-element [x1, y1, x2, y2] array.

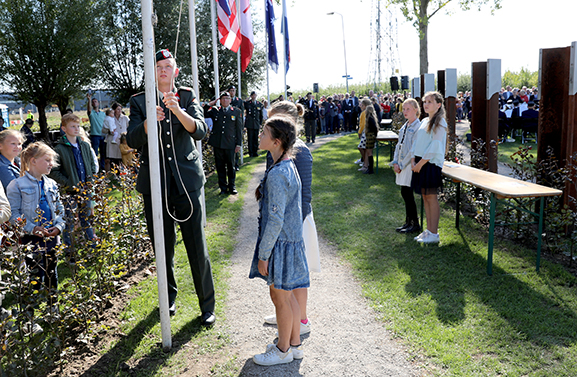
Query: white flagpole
[[141, 0, 171, 351], [236, 0, 243, 165], [211, 0, 220, 100], [188, 0, 207, 227]]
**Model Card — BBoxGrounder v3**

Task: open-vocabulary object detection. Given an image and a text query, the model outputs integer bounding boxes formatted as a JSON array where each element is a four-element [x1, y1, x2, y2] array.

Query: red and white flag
[[216, 0, 241, 52], [239, 0, 254, 72]]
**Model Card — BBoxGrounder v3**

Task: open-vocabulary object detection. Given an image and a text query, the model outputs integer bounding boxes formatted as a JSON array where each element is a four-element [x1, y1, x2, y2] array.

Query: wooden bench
[[442, 162, 563, 275], [374, 130, 398, 173]]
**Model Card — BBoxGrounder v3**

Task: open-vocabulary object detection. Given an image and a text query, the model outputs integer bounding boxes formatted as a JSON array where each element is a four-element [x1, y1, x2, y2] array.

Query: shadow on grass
[[312, 134, 577, 359], [80, 310, 207, 376]]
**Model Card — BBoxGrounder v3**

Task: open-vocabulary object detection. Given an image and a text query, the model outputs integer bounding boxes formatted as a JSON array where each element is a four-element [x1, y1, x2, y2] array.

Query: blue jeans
[[90, 135, 106, 170], [62, 196, 95, 247]]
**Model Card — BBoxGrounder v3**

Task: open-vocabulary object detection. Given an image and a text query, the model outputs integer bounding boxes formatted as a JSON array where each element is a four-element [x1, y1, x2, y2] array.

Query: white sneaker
[[418, 232, 440, 244], [291, 344, 304, 359], [264, 314, 277, 325], [354, 158, 361, 164], [414, 229, 430, 241], [300, 320, 311, 335], [265, 343, 303, 359], [254, 345, 293, 366], [358, 166, 367, 172]]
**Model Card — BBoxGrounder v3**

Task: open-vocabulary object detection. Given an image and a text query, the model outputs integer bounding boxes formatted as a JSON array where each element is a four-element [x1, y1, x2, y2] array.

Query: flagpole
[[236, 0, 243, 165], [188, 0, 206, 227], [282, 0, 287, 99], [265, 0, 270, 104], [141, 0, 171, 351], [211, 0, 220, 100]]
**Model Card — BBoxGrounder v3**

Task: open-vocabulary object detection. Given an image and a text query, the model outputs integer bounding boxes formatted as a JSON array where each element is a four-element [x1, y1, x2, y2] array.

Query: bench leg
[[487, 193, 496, 276], [536, 196, 544, 272], [456, 182, 461, 229]]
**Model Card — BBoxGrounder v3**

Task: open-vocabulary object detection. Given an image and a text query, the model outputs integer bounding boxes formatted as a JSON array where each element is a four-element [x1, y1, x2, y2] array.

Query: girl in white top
[[410, 92, 447, 244], [391, 98, 421, 234]]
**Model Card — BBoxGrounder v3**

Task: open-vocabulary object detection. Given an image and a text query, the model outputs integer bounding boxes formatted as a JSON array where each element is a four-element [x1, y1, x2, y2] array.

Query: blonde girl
[[0, 129, 24, 189], [7, 142, 65, 289], [392, 99, 421, 233], [411, 92, 447, 244], [361, 98, 378, 174]]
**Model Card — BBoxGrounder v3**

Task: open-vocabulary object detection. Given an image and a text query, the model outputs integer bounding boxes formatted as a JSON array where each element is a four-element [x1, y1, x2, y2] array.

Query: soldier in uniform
[[228, 86, 244, 171], [207, 92, 243, 195], [126, 49, 216, 327], [244, 91, 263, 157]]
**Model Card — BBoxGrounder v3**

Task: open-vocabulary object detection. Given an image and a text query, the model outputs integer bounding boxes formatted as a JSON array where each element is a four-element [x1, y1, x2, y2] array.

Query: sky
[[249, 0, 575, 96]]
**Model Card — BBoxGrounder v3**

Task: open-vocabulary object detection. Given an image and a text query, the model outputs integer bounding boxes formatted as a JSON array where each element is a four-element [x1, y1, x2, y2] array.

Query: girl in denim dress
[[7, 142, 65, 290], [249, 116, 309, 366]]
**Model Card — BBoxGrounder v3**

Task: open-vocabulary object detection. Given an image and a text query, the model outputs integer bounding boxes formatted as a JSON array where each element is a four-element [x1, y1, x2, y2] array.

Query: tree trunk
[[35, 101, 50, 141], [419, 2, 429, 75]]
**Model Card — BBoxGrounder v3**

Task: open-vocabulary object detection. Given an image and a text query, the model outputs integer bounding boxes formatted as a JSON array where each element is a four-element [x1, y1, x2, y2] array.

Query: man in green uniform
[[207, 92, 243, 195], [126, 49, 215, 327], [244, 91, 263, 157]]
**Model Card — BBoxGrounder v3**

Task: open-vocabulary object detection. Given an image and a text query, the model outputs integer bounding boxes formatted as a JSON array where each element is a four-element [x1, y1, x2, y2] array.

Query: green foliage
[[0, 0, 104, 136], [0, 165, 151, 375], [457, 72, 472, 93], [502, 67, 539, 89]]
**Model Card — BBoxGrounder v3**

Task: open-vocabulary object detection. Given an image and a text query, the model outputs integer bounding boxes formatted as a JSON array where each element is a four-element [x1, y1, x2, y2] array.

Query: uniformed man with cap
[[126, 49, 216, 327], [244, 91, 263, 157], [207, 92, 243, 195], [228, 85, 244, 171]]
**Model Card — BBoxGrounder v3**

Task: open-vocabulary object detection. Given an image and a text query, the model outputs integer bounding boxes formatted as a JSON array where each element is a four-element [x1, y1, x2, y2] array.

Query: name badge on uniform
[[231, 115, 236, 121]]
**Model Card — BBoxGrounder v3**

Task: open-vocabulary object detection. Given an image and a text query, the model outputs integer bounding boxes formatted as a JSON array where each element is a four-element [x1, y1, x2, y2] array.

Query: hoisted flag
[[280, 0, 290, 73], [216, 0, 241, 52], [265, 0, 278, 73], [240, 0, 254, 72]]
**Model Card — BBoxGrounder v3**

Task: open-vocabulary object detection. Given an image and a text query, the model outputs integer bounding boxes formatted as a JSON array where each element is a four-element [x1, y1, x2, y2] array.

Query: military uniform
[[244, 99, 263, 156], [207, 105, 243, 193], [126, 86, 216, 316], [230, 96, 244, 170]]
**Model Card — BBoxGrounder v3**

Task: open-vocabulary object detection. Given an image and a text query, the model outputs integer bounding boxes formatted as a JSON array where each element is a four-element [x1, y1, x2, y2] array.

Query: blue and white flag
[[265, 0, 279, 73], [280, 0, 290, 73]]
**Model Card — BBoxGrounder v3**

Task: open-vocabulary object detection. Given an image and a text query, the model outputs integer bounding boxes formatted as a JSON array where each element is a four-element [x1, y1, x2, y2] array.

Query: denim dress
[[249, 159, 310, 291]]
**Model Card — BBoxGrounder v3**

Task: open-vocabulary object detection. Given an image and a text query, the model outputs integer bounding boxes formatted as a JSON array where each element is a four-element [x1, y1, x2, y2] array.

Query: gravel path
[[224, 134, 422, 376]]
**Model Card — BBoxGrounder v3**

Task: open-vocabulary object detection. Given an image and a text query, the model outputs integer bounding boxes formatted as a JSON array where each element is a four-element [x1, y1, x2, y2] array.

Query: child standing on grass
[[361, 98, 379, 175], [50, 114, 98, 249], [7, 142, 65, 290], [249, 116, 310, 366], [411, 91, 448, 244]]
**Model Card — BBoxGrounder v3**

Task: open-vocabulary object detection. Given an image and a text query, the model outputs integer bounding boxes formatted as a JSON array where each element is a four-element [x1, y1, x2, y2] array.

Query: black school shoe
[[201, 311, 216, 327], [169, 301, 176, 316]]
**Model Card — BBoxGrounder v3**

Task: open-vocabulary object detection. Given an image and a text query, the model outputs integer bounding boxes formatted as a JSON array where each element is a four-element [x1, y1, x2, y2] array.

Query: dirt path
[[224, 133, 422, 376]]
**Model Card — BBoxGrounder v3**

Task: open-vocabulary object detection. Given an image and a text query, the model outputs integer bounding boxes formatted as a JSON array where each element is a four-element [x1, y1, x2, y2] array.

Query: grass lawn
[[312, 134, 577, 376], [82, 155, 264, 376]]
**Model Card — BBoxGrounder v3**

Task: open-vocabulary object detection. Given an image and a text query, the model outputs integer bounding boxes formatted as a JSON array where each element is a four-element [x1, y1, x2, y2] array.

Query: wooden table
[[380, 119, 393, 129], [442, 162, 563, 275], [374, 130, 398, 173]]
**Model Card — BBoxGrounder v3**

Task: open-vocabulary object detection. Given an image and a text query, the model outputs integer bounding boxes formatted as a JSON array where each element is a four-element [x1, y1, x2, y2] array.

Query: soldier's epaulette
[[131, 91, 145, 98]]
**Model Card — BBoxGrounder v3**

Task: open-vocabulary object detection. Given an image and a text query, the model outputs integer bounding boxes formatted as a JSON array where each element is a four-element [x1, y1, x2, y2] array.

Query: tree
[[0, 0, 104, 137], [99, 0, 266, 104], [386, 0, 502, 74]]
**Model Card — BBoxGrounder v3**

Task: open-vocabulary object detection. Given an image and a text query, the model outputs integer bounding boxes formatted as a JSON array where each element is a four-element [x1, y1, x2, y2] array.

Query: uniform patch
[[231, 115, 236, 121]]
